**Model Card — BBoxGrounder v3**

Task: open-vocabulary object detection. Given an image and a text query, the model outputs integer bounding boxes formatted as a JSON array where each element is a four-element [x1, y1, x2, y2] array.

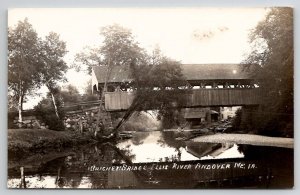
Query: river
[[7, 131, 293, 189]]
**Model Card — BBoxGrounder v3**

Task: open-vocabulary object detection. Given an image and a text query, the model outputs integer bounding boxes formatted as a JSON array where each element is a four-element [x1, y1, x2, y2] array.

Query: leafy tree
[[40, 32, 68, 118], [241, 8, 293, 137], [115, 52, 188, 131], [74, 24, 146, 73], [60, 84, 81, 105], [8, 18, 42, 124], [74, 24, 147, 126], [75, 24, 146, 101], [75, 24, 187, 131]]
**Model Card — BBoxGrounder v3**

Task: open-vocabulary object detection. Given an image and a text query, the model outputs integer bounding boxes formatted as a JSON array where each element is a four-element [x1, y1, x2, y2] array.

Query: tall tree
[[8, 18, 42, 123], [242, 7, 293, 136], [75, 24, 187, 131], [74, 24, 147, 125], [40, 32, 68, 118], [74, 24, 146, 74]]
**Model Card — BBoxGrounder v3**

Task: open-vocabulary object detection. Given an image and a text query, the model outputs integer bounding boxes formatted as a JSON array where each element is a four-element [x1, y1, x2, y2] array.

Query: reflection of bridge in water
[[8, 141, 293, 189], [91, 64, 261, 111]]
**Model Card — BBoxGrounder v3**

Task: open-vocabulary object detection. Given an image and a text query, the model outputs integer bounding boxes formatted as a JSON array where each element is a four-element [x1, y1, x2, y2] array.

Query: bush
[[231, 106, 293, 137], [34, 98, 65, 131], [8, 112, 18, 129]]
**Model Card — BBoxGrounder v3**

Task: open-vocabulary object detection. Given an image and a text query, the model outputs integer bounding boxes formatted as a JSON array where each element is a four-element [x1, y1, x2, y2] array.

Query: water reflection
[[116, 131, 243, 163], [7, 131, 293, 189]]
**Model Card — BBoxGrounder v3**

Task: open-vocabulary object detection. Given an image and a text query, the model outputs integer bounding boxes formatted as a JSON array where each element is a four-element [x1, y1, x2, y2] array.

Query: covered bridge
[[91, 64, 260, 111]]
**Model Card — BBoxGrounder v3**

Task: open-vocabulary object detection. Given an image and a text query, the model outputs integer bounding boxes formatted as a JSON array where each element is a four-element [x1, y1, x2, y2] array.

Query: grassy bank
[[8, 129, 95, 158]]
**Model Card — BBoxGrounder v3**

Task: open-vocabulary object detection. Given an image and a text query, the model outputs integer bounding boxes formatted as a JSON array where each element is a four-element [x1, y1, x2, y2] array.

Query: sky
[[8, 8, 268, 109]]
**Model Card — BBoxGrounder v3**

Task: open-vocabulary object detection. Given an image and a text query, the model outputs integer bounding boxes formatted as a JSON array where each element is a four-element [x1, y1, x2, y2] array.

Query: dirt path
[[191, 133, 294, 148]]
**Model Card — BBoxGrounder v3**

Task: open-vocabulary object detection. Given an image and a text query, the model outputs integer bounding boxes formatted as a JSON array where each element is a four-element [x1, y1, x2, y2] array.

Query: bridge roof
[[180, 64, 252, 81], [93, 65, 133, 84], [92, 64, 252, 84]]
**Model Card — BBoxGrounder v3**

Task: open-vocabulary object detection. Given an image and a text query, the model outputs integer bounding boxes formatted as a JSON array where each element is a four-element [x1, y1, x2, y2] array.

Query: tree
[[34, 91, 65, 131], [74, 24, 147, 125], [60, 84, 81, 105], [74, 24, 146, 74], [242, 8, 293, 136], [75, 24, 187, 131], [40, 32, 68, 118], [8, 18, 42, 124], [115, 51, 188, 131]]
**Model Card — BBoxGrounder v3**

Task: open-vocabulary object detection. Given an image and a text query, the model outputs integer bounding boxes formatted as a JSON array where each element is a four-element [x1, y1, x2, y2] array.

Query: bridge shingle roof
[[92, 64, 252, 84], [180, 64, 252, 81]]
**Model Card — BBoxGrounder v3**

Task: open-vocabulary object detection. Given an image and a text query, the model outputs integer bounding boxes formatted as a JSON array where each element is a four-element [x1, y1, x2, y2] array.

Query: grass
[[8, 128, 94, 156]]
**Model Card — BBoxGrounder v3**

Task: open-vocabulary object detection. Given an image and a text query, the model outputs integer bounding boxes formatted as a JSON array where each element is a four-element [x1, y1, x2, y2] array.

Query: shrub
[[34, 98, 65, 131]]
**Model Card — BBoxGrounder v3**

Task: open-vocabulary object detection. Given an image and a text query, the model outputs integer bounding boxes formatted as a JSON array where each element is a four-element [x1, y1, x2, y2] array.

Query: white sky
[[8, 8, 267, 109]]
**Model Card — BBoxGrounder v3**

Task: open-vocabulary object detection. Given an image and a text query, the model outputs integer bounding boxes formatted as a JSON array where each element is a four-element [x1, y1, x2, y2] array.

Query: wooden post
[[20, 167, 26, 188]]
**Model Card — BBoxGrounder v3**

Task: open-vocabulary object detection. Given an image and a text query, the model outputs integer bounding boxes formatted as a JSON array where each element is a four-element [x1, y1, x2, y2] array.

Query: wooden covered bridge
[[91, 64, 261, 111]]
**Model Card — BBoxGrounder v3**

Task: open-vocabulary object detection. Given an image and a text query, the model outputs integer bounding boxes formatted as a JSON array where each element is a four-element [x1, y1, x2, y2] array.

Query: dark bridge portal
[[91, 64, 260, 111]]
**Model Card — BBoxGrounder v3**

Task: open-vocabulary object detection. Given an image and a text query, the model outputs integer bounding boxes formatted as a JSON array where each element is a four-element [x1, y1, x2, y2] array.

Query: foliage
[[60, 84, 82, 105], [34, 93, 65, 131], [238, 8, 294, 137], [8, 18, 42, 121], [232, 108, 242, 131], [82, 80, 99, 101], [119, 112, 159, 132], [116, 52, 188, 130], [74, 24, 146, 74], [39, 32, 68, 118], [128, 48, 188, 128], [40, 32, 68, 87], [8, 19, 68, 121], [75, 24, 188, 130]]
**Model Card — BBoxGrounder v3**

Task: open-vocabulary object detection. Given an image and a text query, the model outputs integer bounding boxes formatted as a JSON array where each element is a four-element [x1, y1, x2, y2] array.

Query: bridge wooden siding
[[105, 92, 135, 111], [104, 89, 261, 111]]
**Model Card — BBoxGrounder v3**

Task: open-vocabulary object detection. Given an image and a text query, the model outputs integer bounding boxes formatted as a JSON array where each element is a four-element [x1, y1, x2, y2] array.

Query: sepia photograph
[[7, 7, 293, 189]]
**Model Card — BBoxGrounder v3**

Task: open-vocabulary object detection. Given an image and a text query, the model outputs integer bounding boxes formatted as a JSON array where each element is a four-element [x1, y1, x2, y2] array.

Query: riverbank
[[8, 129, 96, 158], [191, 133, 294, 148]]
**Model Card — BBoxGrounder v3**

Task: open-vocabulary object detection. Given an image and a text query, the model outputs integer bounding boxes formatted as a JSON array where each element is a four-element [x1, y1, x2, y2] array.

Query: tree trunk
[[50, 92, 59, 118], [18, 94, 23, 127]]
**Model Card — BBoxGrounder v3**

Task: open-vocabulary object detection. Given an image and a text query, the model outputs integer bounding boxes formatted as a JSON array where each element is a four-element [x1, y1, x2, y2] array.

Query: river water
[[7, 131, 293, 189]]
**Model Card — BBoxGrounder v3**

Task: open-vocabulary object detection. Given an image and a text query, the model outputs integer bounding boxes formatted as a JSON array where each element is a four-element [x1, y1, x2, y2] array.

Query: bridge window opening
[[193, 86, 200, 89], [218, 85, 223, 88], [205, 86, 212, 89]]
